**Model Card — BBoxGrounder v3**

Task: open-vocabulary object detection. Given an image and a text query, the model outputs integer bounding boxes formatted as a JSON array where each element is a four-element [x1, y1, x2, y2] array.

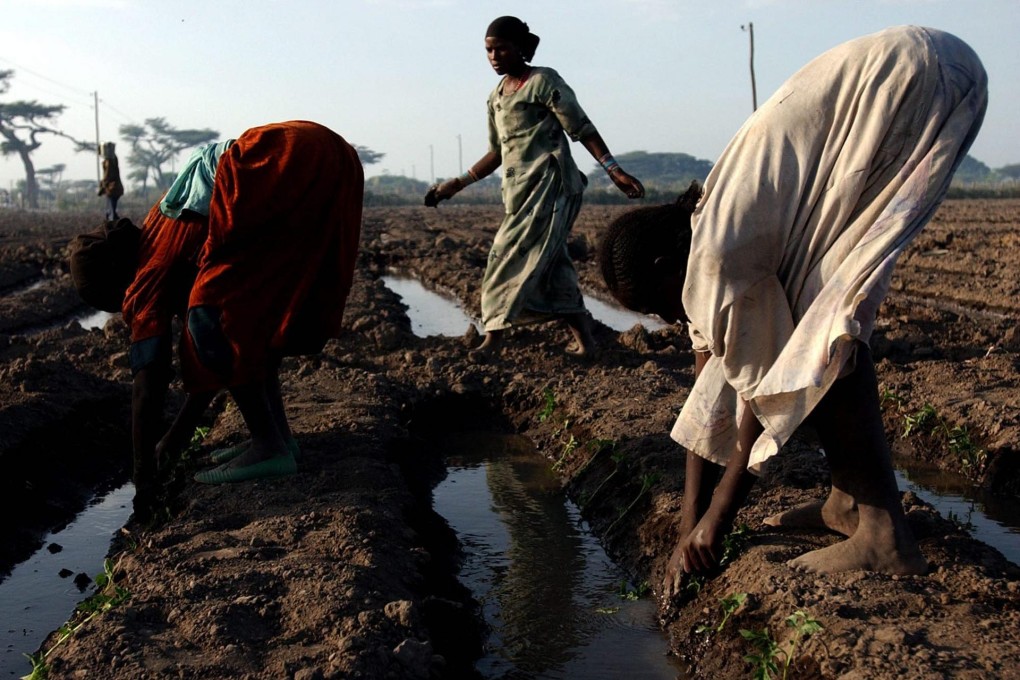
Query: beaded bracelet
[[598, 153, 620, 175]]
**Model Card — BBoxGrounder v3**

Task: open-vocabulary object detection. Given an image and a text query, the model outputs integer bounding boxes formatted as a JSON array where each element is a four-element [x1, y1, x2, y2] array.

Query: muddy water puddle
[[381, 274, 479, 336], [74, 309, 114, 331], [382, 271, 666, 336], [433, 432, 684, 679], [0, 483, 134, 677]]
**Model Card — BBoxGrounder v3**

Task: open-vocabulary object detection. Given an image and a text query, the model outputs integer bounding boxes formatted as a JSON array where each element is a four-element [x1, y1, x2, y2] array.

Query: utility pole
[[457, 134, 463, 174], [741, 23, 758, 111], [93, 91, 101, 182], [429, 145, 435, 183]]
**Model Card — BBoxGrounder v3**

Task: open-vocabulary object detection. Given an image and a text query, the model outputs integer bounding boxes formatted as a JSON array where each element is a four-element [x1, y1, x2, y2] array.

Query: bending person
[[70, 121, 364, 517], [426, 15, 644, 359], [598, 26, 987, 590]]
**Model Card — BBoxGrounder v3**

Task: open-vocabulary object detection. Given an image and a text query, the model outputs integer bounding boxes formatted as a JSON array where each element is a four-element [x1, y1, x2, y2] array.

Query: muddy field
[[0, 199, 1018, 679]]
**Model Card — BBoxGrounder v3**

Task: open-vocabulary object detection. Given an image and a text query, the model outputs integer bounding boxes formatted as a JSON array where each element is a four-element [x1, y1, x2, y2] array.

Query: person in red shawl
[[70, 120, 363, 516]]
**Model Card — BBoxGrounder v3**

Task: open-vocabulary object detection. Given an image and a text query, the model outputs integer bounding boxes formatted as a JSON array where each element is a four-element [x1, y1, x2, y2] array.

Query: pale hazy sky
[[1, 0, 1017, 190]]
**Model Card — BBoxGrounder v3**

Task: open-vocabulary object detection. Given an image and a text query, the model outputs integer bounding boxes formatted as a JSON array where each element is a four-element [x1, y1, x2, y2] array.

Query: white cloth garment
[[671, 26, 988, 474]]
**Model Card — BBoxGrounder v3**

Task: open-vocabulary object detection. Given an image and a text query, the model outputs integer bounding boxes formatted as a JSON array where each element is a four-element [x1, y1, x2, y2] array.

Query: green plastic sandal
[[194, 452, 297, 484], [209, 438, 300, 465]]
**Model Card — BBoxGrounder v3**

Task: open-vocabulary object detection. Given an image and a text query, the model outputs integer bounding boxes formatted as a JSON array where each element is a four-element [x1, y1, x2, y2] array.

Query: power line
[[0, 56, 92, 98]]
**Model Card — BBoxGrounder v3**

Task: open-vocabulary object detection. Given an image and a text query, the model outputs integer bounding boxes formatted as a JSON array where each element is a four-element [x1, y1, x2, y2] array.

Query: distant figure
[[70, 121, 364, 519], [425, 15, 645, 359], [98, 142, 124, 220], [599, 27, 987, 590]]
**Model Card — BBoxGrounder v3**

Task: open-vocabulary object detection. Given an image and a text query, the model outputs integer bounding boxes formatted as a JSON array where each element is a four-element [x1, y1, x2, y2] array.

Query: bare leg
[[221, 373, 291, 470], [788, 346, 927, 574], [265, 366, 292, 443]]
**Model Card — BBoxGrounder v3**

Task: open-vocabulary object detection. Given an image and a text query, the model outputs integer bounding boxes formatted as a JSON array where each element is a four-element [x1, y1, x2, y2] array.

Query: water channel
[[433, 432, 683, 679], [0, 483, 134, 678]]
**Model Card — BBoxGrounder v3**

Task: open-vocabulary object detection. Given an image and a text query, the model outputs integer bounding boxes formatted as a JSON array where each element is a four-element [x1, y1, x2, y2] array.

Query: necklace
[[504, 70, 531, 95]]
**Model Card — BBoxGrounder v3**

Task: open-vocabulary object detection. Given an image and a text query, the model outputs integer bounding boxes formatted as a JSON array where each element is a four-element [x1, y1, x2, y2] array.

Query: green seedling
[[537, 387, 556, 422], [618, 580, 651, 601], [552, 434, 579, 472], [879, 387, 905, 409], [719, 523, 751, 567], [24, 558, 131, 678], [696, 592, 748, 634], [902, 403, 937, 438], [573, 438, 616, 479], [740, 626, 781, 680], [583, 449, 628, 509], [606, 472, 660, 535], [946, 425, 988, 477], [946, 506, 976, 533], [740, 610, 823, 680]]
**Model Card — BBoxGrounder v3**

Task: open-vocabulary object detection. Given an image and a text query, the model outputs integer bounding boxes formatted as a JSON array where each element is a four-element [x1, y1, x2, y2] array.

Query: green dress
[[480, 66, 596, 332]]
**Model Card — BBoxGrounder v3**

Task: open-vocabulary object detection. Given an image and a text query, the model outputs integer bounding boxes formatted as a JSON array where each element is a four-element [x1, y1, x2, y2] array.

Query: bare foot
[[789, 531, 928, 575], [763, 489, 859, 537], [564, 340, 597, 359], [469, 331, 503, 361]]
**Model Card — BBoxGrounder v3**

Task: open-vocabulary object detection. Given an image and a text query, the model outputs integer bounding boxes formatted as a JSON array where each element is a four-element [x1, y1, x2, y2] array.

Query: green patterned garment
[[480, 66, 595, 332]]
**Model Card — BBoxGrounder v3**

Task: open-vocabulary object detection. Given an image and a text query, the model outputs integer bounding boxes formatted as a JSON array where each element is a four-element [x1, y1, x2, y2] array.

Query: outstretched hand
[[611, 170, 645, 199], [424, 178, 461, 207]]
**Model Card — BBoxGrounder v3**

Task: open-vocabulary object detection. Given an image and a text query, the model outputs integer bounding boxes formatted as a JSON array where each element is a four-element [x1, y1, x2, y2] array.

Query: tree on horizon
[[120, 117, 219, 197], [0, 69, 89, 208]]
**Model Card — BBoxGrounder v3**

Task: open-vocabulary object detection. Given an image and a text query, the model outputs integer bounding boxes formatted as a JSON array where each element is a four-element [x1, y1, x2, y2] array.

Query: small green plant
[[719, 523, 751, 567], [946, 425, 988, 477], [537, 387, 556, 422], [740, 610, 823, 680], [606, 472, 660, 535], [24, 558, 132, 678], [740, 626, 781, 680], [573, 438, 616, 479], [696, 592, 748, 634], [879, 387, 905, 409], [902, 403, 938, 438], [552, 434, 579, 472], [618, 580, 651, 601], [582, 449, 628, 509], [946, 506, 976, 533]]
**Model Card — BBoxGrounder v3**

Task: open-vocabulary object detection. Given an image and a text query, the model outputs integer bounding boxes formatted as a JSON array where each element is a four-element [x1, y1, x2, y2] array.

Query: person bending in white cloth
[[597, 25, 987, 595]]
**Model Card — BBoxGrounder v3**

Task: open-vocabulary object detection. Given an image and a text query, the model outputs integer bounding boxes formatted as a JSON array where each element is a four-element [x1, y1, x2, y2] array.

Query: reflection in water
[[583, 293, 668, 332], [433, 432, 682, 679], [381, 270, 666, 339], [0, 483, 134, 677], [893, 456, 1020, 565]]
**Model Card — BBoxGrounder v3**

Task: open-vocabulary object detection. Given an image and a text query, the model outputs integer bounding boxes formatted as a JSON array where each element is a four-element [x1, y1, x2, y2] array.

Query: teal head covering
[[159, 139, 235, 219]]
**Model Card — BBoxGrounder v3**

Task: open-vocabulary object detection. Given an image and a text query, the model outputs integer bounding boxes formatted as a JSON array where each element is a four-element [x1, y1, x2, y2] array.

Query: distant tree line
[[2, 67, 1018, 209]]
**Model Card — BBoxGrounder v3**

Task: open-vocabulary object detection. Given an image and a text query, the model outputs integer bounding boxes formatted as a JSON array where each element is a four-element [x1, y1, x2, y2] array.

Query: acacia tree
[[354, 145, 384, 167], [119, 117, 218, 196], [0, 69, 84, 208]]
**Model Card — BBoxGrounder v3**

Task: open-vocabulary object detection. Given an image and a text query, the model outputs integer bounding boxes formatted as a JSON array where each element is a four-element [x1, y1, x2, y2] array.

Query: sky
[[1, 0, 1018, 191]]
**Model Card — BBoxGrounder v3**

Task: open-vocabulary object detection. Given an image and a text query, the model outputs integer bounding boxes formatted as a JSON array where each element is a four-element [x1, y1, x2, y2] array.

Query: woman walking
[[427, 16, 644, 359]]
